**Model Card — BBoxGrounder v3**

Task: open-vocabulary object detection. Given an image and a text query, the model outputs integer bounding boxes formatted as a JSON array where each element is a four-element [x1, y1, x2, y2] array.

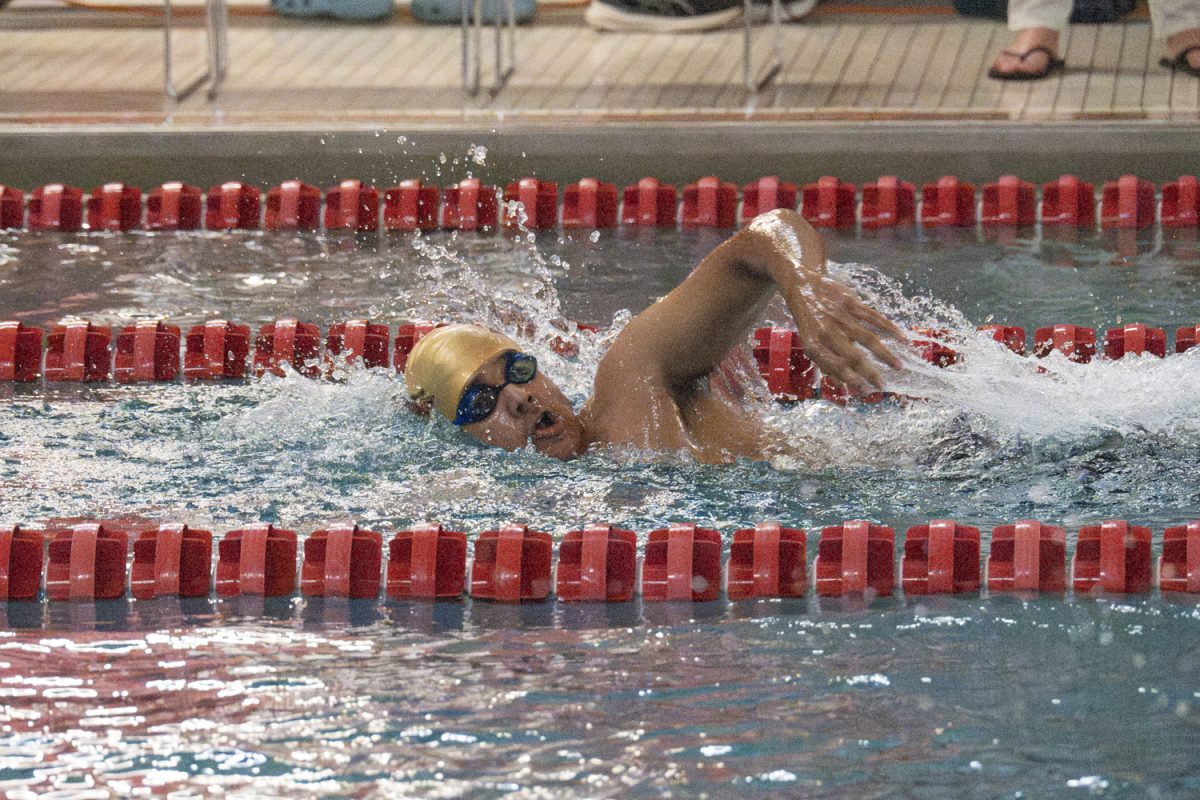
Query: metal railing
[[461, 0, 516, 96], [164, 0, 228, 101]]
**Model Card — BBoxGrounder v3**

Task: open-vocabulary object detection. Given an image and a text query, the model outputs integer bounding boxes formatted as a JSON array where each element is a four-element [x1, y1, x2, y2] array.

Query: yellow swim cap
[[404, 324, 519, 421]]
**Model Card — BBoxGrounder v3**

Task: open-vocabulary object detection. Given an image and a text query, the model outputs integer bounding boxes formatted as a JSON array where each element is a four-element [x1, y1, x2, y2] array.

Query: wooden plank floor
[[0, 10, 1197, 125]]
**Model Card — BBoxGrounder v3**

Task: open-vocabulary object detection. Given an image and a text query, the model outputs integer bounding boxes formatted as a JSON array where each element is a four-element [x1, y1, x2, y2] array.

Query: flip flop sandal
[[1160, 45, 1200, 78], [987, 46, 1065, 81]]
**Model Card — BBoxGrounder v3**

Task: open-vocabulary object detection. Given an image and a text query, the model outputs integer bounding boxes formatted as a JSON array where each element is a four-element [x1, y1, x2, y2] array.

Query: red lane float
[[114, 321, 181, 383], [1159, 521, 1200, 594], [621, 177, 677, 227], [504, 178, 559, 229], [29, 184, 84, 232], [384, 180, 441, 232], [1034, 324, 1096, 363], [818, 376, 885, 405], [1161, 176, 1199, 228], [387, 524, 467, 599], [324, 180, 380, 232], [752, 327, 816, 401], [1041, 175, 1096, 227], [46, 523, 128, 601], [443, 179, 499, 232], [391, 525, 470, 599], [1100, 175, 1155, 230], [726, 522, 807, 600], [814, 520, 894, 597], [641, 523, 721, 601], [1, 525, 44, 601], [801, 176, 856, 229], [0, 322, 43, 382], [45, 321, 111, 382], [146, 182, 203, 231], [130, 524, 213, 599], [860, 176, 916, 229], [265, 180, 321, 231], [921, 176, 975, 228], [987, 520, 1067, 593], [912, 329, 960, 367], [981, 176, 1036, 226], [301, 523, 382, 598], [549, 320, 599, 358], [681, 176, 737, 228], [215, 523, 297, 597], [471, 524, 553, 602], [556, 523, 638, 602], [978, 324, 1027, 356], [1103, 323, 1166, 359], [253, 319, 321, 378], [561, 178, 618, 229], [86, 183, 142, 232], [326, 320, 390, 369], [1072, 519, 1152, 594], [0, 185, 23, 229], [205, 181, 262, 230], [901, 520, 980, 595], [1177, 325, 1200, 354], [741, 176, 798, 221], [183, 320, 250, 379], [393, 321, 439, 373]]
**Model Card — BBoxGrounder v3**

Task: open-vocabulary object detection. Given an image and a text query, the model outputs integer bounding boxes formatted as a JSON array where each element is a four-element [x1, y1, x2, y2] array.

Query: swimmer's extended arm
[[611, 209, 903, 395]]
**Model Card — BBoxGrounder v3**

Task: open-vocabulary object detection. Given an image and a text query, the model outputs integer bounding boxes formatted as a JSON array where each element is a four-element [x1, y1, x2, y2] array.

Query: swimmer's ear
[[406, 396, 434, 416]]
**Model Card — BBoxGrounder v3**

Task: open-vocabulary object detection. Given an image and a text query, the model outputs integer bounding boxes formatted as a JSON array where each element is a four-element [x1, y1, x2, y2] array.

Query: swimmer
[[405, 209, 904, 463]]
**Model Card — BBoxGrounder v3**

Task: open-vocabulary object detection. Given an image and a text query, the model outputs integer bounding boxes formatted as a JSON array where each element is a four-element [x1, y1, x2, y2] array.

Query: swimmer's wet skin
[[405, 210, 904, 463]]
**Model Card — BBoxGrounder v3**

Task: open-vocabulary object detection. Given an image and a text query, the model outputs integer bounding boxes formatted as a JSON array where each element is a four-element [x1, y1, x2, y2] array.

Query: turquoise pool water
[[1, 222, 1199, 798]]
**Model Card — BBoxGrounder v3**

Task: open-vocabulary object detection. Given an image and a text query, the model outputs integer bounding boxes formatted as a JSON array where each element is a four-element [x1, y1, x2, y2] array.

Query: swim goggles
[[452, 351, 538, 426]]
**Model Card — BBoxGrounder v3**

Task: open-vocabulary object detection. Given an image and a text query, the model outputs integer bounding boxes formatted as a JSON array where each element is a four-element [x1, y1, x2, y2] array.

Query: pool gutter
[[0, 121, 1195, 191]]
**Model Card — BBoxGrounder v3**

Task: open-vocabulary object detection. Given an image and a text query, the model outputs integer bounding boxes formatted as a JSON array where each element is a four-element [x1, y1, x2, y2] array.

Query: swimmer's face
[[458, 353, 586, 459]]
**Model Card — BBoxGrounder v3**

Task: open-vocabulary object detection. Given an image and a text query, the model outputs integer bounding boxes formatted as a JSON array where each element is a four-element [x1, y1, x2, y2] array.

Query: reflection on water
[[1, 599, 1198, 798], [1, 226, 1199, 797]]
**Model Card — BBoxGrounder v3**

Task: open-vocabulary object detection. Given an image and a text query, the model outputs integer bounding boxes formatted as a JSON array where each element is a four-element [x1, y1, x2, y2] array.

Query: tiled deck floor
[[1, 8, 1198, 126]]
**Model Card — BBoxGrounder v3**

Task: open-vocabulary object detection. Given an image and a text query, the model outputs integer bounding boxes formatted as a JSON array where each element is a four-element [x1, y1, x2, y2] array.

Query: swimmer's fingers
[[804, 326, 882, 395], [819, 327, 885, 392], [847, 299, 906, 344], [832, 309, 903, 372], [824, 281, 905, 342], [807, 340, 874, 397], [786, 297, 874, 392]]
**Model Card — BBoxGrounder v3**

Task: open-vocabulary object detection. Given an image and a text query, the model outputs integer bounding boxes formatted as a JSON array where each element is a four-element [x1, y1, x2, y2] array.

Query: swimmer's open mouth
[[532, 410, 564, 440]]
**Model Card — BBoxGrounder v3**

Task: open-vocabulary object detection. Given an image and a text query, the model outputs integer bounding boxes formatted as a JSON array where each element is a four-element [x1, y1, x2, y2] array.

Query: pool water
[[1, 221, 1199, 798]]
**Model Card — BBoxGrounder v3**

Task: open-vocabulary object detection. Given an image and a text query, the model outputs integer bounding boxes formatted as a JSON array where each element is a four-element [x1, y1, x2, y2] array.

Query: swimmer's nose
[[499, 383, 539, 419]]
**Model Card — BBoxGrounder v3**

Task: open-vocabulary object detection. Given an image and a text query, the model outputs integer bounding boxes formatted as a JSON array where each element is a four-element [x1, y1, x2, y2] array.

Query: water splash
[[3, 229, 1200, 531]]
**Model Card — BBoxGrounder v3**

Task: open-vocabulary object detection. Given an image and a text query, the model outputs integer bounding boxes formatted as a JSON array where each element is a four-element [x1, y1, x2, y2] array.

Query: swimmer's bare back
[[579, 210, 904, 462]]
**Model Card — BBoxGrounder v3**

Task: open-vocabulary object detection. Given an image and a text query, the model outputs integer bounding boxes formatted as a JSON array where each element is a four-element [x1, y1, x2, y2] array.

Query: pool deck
[[0, 4, 1197, 186]]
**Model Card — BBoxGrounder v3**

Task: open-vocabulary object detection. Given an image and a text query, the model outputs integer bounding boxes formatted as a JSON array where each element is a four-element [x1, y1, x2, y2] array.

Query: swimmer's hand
[[746, 210, 904, 395], [601, 209, 902, 397], [784, 271, 904, 396]]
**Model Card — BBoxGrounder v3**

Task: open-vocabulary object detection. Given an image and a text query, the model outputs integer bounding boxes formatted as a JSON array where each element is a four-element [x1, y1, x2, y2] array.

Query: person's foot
[[584, 0, 743, 31], [1163, 28, 1200, 76], [988, 28, 1062, 80]]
